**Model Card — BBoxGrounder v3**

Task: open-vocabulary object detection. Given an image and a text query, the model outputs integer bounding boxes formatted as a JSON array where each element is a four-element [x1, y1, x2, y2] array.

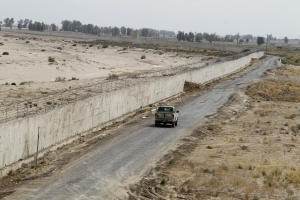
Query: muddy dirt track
[[6, 56, 278, 200]]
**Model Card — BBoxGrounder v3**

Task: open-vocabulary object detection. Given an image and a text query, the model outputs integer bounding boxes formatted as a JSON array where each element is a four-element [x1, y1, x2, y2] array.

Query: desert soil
[[0, 32, 219, 105], [128, 61, 300, 200]]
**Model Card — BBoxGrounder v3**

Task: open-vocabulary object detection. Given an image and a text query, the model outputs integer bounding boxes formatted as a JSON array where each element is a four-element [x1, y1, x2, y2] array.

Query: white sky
[[1, 0, 300, 39]]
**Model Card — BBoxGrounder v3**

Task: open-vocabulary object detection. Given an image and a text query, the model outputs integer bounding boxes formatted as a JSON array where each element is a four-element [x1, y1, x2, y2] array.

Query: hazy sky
[[1, 0, 299, 38]]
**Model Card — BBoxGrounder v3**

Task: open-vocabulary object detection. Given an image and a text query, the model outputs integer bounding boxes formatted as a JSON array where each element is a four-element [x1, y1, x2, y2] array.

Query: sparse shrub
[[221, 165, 229, 172], [242, 49, 250, 52], [141, 55, 146, 59], [207, 145, 213, 149], [159, 52, 163, 55], [241, 145, 248, 150], [237, 164, 243, 169], [71, 77, 77, 80], [89, 44, 93, 47], [160, 178, 165, 185], [262, 170, 267, 176], [72, 44, 77, 46], [20, 81, 33, 85], [0, 42, 4, 45], [13, 176, 22, 182], [55, 76, 66, 82], [2, 52, 9, 55], [248, 165, 253, 170], [169, 159, 176, 165], [207, 126, 213, 131], [7, 170, 13, 176], [252, 196, 259, 200], [26, 41, 30, 44], [102, 44, 108, 48], [11, 83, 16, 85], [108, 73, 118, 80], [48, 56, 55, 62], [287, 189, 294, 196], [41, 49, 46, 51], [57, 47, 62, 50]]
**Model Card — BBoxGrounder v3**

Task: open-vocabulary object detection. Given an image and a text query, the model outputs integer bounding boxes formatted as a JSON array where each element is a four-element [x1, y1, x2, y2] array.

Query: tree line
[[0, 17, 290, 44]]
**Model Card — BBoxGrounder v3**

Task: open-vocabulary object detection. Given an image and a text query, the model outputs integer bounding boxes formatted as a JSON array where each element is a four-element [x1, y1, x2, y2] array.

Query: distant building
[[130, 31, 139, 39]]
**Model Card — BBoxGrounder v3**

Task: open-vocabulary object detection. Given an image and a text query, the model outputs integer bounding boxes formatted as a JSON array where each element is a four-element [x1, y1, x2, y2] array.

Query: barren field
[[0, 32, 220, 104], [128, 61, 300, 200]]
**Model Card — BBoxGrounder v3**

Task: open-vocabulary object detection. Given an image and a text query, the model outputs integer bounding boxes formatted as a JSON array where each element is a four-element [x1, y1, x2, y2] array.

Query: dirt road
[[6, 56, 278, 200]]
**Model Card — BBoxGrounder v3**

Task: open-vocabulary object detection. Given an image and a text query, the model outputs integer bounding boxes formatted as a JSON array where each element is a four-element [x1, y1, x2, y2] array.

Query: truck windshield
[[157, 107, 173, 112]]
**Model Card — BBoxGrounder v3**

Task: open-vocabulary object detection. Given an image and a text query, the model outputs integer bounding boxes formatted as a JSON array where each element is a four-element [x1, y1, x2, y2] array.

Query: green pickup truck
[[155, 105, 179, 127]]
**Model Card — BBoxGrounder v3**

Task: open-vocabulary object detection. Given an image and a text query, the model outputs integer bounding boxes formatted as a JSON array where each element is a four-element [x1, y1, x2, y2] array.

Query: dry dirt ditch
[[0, 57, 264, 199], [127, 62, 300, 200]]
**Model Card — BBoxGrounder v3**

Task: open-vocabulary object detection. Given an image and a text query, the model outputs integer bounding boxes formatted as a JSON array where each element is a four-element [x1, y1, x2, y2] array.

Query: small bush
[[2, 52, 9, 55], [237, 164, 243, 169], [26, 41, 30, 44], [89, 44, 93, 47], [102, 44, 108, 48], [48, 56, 55, 62], [57, 47, 62, 50], [207, 126, 213, 131], [0, 42, 4, 45], [287, 189, 294, 196], [168, 159, 176, 165], [72, 44, 77, 46], [55, 76, 66, 82], [159, 52, 163, 55], [7, 170, 13, 176], [141, 55, 146, 59], [20, 81, 33, 85], [11, 83, 16, 85], [221, 165, 229, 172], [207, 145, 213, 149], [108, 73, 118, 80], [160, 178, 165, 185]]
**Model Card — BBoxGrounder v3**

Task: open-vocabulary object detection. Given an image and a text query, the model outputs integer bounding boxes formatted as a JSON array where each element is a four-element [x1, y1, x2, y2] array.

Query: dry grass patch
[[247, 79, 300, 102]]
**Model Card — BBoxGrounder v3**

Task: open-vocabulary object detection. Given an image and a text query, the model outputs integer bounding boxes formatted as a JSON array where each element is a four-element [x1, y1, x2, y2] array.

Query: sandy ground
[[128, 61, 300, 199], [0, 32, 219, 105]]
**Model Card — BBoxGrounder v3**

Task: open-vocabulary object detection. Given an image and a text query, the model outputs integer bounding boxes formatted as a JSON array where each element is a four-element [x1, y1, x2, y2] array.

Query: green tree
[[189, 32, 195, 42], [61, 20, 71, 31], [246, 38, 249, 43], [126, 28, 131, 36], [51, 24, 57, 31], [121, 26, 126, 36], [17, 20, 23, 29], [257, 37, 265, 45], [141, 28, 148, 37], [195, 33, 202, 42], [112, 27, 120, 36], [3, 18, 10, 27], [22, 19, 29, 28], [284, 36, 289, 44], [9, 18, 14, 27]]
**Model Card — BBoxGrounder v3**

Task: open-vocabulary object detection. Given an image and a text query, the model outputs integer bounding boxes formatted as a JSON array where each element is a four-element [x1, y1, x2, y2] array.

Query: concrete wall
[[1, 29, 262, 53], [0, 51, 264, 170]]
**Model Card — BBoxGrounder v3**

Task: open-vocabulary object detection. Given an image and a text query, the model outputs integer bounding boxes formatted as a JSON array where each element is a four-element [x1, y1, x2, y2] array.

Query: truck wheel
[[155, 122, 159, 127], [175, 120, 178, 126], [172, 122, 175, 128]]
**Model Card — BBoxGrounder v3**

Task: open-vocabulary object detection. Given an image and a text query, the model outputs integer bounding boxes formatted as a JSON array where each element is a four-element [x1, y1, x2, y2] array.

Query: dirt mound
[[184, 81, 208, 92]]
